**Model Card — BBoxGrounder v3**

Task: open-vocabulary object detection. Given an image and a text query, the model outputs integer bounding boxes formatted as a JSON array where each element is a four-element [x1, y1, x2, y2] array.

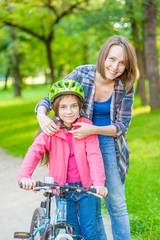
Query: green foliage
[[0, 27, 12, 75], [0, 26, 47, 80], [0, 0, 160, 84], [0, 0, 93, 83], [0, 84, 50, 156], [126, 100, 160, 239], [0, 86, 160, 239]]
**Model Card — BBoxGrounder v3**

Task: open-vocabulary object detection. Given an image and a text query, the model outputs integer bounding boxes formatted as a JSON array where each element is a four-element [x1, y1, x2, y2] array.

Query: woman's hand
[[91, 186, 108, 198], [37, 106, 59, 136], [20, 179, 37, 191], [69, 122, 96, 139]]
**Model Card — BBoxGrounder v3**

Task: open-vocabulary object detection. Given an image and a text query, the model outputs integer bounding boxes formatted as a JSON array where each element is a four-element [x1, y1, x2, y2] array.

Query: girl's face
[[104, 45, 126, 81], [58, 95, 80, 127]]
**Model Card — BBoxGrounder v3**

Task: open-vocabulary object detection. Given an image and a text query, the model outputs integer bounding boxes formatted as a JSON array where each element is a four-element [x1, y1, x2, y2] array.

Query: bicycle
[[14, 177, 101, 240]]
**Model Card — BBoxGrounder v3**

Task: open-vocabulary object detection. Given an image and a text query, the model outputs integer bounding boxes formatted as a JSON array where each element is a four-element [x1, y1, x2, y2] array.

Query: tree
[[125, 0, 147, 105], [143, 0, 160, 109], [10, 28, 22, 97], [0, 27, 12, 90], [1, 0, 89, 83]]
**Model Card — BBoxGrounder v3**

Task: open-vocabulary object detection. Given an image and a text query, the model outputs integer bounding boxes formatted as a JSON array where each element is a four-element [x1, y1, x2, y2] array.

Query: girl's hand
[[20, 179, 37, 191], [37, 113, 60, 136], [91, 186, 108, 197], [69, 122, 96, 139]]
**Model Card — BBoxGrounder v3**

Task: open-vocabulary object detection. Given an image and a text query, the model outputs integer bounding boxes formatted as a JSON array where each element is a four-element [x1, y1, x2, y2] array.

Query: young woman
[[35, 35, 137, 240], [19, 79, 108, 240]]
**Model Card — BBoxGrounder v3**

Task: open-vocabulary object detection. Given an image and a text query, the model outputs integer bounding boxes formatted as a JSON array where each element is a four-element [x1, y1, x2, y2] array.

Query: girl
[[18, 79, 108, 240], [35, 35, 137, 240]]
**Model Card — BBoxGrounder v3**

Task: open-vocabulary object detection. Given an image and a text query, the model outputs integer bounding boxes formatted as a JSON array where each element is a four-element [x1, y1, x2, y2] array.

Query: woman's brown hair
[[96, 35, 137, 92]]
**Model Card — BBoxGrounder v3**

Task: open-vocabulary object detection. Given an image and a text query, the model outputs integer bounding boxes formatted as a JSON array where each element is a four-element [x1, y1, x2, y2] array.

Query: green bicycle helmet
[[49, 79, 85, 104]]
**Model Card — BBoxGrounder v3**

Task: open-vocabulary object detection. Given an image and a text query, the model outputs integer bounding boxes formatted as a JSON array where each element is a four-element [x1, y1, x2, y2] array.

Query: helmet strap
[[60, 117, 78, 131], [55, 115, 80, 131]]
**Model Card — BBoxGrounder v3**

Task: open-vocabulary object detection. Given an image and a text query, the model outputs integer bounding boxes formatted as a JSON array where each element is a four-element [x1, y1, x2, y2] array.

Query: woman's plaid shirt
[[35, 65, 134, 183]]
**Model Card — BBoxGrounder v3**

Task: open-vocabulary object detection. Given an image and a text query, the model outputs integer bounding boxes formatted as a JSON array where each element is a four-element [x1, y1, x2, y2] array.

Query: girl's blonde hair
[[96, 35, 137, 92]]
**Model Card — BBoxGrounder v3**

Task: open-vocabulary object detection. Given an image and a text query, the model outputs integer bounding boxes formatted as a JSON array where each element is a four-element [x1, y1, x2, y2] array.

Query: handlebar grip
[[19, 181, 42, 189]]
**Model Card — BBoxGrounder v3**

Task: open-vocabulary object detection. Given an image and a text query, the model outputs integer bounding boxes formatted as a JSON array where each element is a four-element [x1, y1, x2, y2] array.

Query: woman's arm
[[35, 94, 59, 135], [37, 106, 59, 135], [35, 94, 51, 114], [112, 86, 134, 137], [69, 122, 117, 139], [69, 87, 134, 139]]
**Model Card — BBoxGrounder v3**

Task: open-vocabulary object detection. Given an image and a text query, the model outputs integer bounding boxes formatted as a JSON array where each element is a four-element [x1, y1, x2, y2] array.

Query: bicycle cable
[[66, 189, 86, 240]]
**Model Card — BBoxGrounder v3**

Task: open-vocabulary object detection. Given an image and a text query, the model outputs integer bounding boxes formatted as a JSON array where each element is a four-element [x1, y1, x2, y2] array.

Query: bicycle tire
[[30, 207, 45, 240], [55, 233, 73, 240]]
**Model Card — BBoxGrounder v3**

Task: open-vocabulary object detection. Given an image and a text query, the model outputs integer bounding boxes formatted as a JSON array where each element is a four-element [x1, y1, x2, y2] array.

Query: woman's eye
[[109, 57, 114, 61]]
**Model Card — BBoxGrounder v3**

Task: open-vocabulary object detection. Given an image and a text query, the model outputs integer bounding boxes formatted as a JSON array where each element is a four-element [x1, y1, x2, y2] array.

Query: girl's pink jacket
[[18, 117, 106, 188]]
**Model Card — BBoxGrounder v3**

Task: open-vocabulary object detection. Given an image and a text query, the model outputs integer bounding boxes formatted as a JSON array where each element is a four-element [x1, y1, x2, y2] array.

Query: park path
[[0, 148, 113, 240]]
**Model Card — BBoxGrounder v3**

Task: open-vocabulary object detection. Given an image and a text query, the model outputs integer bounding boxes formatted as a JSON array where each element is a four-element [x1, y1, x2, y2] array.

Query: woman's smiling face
[[104, 45, 126, 81]]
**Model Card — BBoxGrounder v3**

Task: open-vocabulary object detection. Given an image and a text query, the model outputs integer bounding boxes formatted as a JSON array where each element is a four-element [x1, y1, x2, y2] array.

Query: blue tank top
[[93, 95, 112, 126]]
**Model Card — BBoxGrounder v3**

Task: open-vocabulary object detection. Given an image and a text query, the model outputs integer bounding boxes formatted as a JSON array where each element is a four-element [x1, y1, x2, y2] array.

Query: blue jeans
[[56, 182, 97, 240], [96, 135, 131, 240]]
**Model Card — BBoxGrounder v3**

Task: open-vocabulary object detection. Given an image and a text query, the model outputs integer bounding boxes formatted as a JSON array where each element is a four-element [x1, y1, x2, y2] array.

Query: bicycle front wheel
[[55, 233, 73, 240], [30, 207, 45, 240]]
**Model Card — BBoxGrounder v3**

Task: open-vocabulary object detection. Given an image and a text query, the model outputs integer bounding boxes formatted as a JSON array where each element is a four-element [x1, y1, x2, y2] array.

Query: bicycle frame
[[14, 178, 100, 240], [14, 187, 75, 240]]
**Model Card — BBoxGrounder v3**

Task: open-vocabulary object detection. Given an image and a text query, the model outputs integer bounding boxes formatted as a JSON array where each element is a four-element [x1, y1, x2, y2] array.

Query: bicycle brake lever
[[88, 192, 102, 198], [33, 186, 51, 191]]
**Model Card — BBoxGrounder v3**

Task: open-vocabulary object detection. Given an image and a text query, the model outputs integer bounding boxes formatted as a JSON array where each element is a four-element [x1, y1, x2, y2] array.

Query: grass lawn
[[126, 104, 160, 239], [0, 85, 159, 239]]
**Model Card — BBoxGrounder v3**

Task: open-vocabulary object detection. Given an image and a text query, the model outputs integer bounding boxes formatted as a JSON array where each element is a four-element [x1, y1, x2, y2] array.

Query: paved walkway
[[0, 148, 113, 240]]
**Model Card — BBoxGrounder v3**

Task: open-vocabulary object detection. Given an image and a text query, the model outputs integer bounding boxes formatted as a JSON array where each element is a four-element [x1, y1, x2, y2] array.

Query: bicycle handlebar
[[20, 181, 102, 198]]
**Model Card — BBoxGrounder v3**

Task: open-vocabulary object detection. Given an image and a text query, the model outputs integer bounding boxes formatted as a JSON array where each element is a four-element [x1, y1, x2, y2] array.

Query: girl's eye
[[60, 106, 66, 109], [120, 61, 125, 65]]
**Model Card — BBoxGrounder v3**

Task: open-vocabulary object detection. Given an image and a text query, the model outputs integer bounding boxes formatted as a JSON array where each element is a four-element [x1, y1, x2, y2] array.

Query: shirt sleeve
[[112, 86, 134, 138], [18, 133, 51, 183], [65, 67, 80, 82], [35, 68, 79, 114], [35, 94, 51, 114], [84, 133, 106, 186]]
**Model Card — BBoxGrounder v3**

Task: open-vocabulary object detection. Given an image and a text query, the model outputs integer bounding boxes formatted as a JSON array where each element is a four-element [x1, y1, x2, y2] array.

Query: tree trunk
[[13, 57, 21, 97], [46, 40, 55, 84], [11, 29, 22, 97], [4, 67, 10, 90], [135, 48, 147, 105], [82, 41, 89, 65], [143, 1, 160, 109], [130, 12, 147, 105]]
